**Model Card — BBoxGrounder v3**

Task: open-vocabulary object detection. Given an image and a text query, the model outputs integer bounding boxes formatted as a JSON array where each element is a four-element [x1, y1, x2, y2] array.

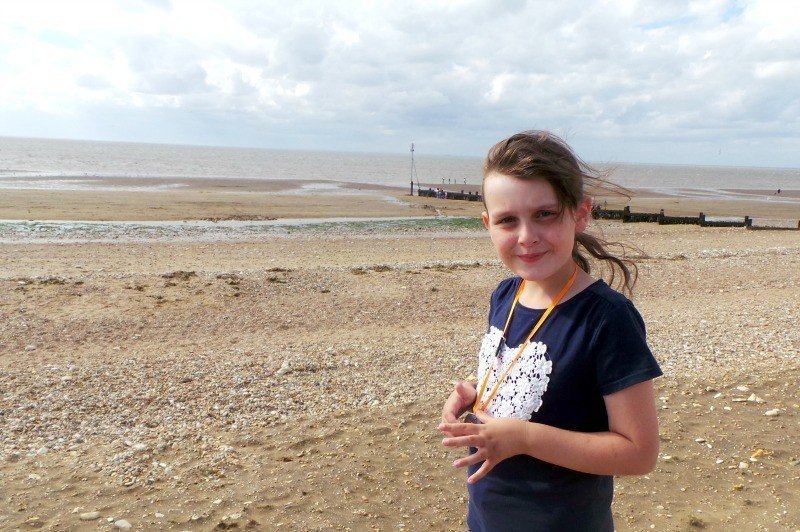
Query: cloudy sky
[[1, 0, 799, 166]]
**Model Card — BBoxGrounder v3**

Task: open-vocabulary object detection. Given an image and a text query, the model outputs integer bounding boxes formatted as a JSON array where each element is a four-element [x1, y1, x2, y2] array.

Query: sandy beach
[[1, 181, 799, 531]]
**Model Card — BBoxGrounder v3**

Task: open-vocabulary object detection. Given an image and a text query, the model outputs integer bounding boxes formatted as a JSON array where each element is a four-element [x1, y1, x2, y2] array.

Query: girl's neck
[[518, 262, 595, 309]]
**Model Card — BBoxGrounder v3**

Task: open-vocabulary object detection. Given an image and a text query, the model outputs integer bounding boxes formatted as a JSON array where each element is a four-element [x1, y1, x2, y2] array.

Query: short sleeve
[[592, 300, 662, 396]]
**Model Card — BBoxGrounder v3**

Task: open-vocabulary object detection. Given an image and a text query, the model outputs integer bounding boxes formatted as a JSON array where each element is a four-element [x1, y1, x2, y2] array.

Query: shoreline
[[3, 173, 799, 196], [0, 175, 798, 222]]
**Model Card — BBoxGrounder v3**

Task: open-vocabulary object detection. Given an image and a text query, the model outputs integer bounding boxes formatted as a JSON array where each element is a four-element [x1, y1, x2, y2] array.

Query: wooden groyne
[[414, 187, 799, 231], [417, 187, 482, 201], [592, 206, 800, 231]]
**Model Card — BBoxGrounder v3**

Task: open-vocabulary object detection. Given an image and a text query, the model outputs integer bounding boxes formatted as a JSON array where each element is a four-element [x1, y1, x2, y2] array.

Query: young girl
[[439, 131, 662, 531]]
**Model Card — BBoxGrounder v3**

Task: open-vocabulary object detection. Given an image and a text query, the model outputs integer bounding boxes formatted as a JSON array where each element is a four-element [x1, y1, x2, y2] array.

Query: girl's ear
[[481, 211, 490, 229], [574, 198, 591, 233]]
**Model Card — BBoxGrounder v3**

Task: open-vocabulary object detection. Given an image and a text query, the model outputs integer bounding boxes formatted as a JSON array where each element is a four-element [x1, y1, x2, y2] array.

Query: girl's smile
[[518, 252, 547, 263]]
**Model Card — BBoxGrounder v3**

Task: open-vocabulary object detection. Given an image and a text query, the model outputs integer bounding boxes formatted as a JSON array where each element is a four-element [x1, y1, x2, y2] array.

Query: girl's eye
[[497, 216, 515, 224], [537, 211, 557, 219]]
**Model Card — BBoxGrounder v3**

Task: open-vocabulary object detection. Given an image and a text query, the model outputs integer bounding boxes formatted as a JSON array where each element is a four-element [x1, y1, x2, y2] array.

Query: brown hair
[[483, 130, 638, 295]]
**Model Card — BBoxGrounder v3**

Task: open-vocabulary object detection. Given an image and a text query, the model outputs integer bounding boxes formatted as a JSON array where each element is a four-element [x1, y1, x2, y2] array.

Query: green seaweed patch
[[0, 216, 485, 241], [295, 216, 483, 234]]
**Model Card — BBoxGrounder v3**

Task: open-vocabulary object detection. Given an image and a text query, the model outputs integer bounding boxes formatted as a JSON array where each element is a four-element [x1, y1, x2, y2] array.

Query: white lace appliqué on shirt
[[476, 325, 552, 420]]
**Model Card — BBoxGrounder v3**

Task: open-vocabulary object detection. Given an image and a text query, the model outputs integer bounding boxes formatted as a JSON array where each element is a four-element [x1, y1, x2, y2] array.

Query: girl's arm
[[439, 379, 659, 483]]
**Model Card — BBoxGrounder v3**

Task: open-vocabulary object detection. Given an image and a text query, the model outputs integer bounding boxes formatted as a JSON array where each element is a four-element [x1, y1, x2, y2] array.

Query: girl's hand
[[440, 381, 477, 436], [438, 410, 532, 483]]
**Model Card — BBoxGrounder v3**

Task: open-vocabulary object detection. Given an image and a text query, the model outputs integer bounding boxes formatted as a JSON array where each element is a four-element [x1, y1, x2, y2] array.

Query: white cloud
[[0, 0, 799, 165]]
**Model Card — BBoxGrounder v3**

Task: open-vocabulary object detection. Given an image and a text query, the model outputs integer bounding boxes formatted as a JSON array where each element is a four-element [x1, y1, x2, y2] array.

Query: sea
[[1, 136, 800, 192]]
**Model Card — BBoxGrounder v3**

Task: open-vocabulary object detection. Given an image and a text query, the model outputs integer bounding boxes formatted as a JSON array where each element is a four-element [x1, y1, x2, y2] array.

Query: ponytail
[[573, 232, 638, 296]]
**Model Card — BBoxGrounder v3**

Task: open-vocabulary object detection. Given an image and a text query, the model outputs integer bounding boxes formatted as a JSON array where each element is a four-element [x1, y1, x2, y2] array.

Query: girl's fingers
[[442, 435, 481, 447], [453, 452, 485, 469], [437, 422, 479, 436], [467, 460, 493, 484]]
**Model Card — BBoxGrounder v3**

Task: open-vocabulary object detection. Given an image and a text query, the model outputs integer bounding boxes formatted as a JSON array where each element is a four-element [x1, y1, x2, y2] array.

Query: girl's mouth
[[518, 252, 546, 263]]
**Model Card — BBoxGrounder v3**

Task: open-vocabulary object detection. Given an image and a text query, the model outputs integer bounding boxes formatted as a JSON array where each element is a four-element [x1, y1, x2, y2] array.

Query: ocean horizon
[[2, 135, 800, 192]]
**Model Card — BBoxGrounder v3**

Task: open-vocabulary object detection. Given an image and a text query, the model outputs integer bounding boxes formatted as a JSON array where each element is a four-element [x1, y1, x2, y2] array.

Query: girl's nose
[[518, 221, 539, 246]]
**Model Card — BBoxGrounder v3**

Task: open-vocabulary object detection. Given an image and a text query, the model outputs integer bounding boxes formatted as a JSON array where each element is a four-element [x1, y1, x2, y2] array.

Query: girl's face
[[481, 173, 590, 287]]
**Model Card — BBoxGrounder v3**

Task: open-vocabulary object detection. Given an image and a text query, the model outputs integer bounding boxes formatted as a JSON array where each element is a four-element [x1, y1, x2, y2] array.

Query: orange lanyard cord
[[474, 263, 578, 413]]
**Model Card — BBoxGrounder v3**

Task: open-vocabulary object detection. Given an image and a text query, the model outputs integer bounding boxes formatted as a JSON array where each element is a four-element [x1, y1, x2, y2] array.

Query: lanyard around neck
[[473, 263, 578, 413]]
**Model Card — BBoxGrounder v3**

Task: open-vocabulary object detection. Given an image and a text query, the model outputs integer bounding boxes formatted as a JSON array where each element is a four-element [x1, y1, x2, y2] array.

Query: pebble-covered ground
[[1, 220, 798, 531]]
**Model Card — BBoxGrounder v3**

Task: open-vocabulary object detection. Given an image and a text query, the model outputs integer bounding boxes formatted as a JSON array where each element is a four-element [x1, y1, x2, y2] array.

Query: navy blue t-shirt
[[467, 277, 662, 532]]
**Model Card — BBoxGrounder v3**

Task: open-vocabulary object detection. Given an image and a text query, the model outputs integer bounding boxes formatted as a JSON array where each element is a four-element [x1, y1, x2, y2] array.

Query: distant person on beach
[[439, 130, 662, 531]]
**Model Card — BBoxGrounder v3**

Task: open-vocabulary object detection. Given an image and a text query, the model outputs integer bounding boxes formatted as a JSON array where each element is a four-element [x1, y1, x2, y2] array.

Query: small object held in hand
[[464, 413, 483, 425]]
